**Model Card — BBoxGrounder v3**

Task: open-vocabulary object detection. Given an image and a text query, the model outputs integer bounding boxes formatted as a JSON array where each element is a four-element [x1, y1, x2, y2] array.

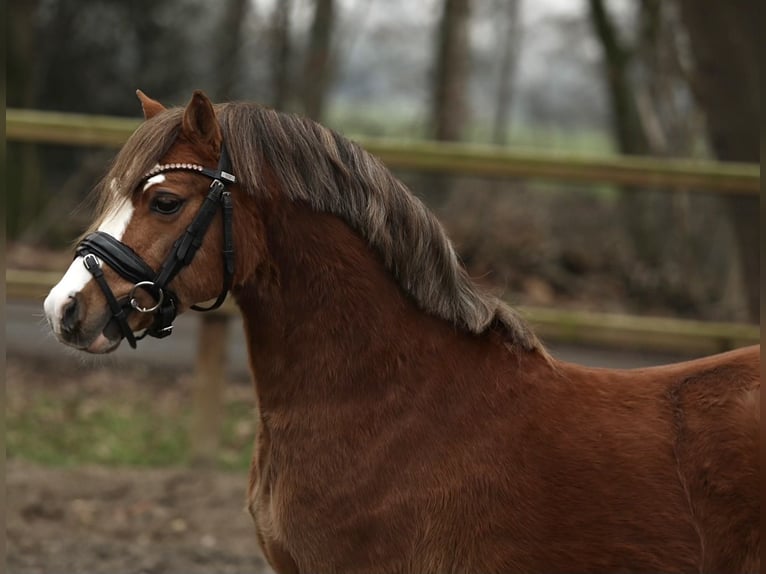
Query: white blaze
[[43, 198, 136, 334], [97, 198, 135, 238], [142, 173, 165, 192]]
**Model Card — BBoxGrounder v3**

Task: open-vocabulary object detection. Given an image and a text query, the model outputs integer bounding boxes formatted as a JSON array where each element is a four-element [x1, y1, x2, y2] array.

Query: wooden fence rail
[[8, 269, 759, 356], [8, 268, 759, 465], [6, 108, 760, 194]]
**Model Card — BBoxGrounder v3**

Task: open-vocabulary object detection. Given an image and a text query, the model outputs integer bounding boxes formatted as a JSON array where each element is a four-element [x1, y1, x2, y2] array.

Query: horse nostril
[[61, 296, 81, 335]]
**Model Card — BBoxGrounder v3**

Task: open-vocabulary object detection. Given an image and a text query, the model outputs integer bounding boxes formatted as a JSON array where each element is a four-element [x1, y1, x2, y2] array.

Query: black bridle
[[76, 143, 236, 348]]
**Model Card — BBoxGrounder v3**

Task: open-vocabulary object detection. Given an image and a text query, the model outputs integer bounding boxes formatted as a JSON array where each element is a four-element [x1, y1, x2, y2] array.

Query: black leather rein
[[75, 143, 236, 348]]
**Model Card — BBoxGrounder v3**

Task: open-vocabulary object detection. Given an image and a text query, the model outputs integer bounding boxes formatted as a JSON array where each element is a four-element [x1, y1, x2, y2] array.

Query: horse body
[[239, 203, 759, 573], [43, 91, 759, 573]]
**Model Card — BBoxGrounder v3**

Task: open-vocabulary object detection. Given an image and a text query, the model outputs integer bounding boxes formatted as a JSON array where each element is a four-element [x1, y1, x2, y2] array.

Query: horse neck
[[234, 201, 473, 410]]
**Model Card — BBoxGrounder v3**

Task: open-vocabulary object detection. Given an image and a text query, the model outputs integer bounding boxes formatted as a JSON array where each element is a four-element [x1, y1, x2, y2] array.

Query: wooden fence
[[8, 268, 759, 356], [6, 109, 760, 194], [7, 109, 760, 464]]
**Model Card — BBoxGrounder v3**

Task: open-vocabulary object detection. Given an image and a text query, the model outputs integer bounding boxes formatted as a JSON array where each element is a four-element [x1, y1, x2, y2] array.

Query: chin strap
[[75, 142, 236, 348]]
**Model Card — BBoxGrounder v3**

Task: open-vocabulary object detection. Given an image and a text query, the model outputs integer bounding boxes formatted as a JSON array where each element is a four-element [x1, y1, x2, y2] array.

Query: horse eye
[[151, 195, 184, 215]]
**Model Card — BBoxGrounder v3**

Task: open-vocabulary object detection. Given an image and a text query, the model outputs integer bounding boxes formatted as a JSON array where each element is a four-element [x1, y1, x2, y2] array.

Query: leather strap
[[82, 254, 138, 348], [77, 233, 157, 285], [191, 189, 234, 312]]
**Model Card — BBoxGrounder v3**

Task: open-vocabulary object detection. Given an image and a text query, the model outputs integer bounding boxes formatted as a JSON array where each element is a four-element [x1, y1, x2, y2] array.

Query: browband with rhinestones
[[141, 163, 236, 184]]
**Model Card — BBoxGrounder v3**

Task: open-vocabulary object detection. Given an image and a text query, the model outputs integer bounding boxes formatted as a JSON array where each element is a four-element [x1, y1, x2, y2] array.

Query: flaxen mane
[[98, 102, 542, 351]]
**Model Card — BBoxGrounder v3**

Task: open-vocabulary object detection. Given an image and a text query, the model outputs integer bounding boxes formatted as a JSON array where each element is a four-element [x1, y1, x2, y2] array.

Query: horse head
[[43, 90, 247, 353]]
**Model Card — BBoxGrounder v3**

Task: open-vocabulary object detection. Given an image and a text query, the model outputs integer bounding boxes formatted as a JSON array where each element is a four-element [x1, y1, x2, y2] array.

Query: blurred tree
[[302, 0, 335, 121], [431, 0, 471, 141], [214, 0, 251, 101], [423, 0, 472, 210], [32, 0, 199, 114], [587, 0, 648, 155], [7, 0, 42, 239], [589, 0, 758, 321], [589, 1, 699, 151], [587, 0, 743, 320], [7, 0, 206, 243], [677, 0, 759, 322], [491, 0, 521, 146], [7, 0, 39, 108], [269, 0, 293, 110], [630, 0, 700, 156]]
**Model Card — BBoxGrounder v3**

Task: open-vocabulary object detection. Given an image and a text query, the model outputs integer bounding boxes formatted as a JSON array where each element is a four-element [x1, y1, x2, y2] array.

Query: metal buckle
[[154, 325, 173, 338], [82, 253, 100, 271], [129, 281, 164, 313]]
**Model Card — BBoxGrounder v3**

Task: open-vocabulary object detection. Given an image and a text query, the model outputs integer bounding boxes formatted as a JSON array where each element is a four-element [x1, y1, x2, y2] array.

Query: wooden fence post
[[190, 313, 229, 467]]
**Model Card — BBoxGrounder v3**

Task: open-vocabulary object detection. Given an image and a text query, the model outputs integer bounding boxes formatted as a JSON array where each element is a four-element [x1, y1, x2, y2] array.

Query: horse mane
[[99, 102, 543, 352]]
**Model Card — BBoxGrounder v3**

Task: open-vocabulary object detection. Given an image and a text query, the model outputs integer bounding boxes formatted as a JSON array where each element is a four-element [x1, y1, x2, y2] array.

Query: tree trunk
[[492, 0, 521, 146], [270, 0, 292, 110], [587, 0, 648, 155], [588, 0, 664, 268], [431, 0, 471, 141], [424, 0, 472, 211], [7, 0, 42, 240], [215, 0, 250, 101], [678, 0, 759, 322], [302, 0, 335, 121]]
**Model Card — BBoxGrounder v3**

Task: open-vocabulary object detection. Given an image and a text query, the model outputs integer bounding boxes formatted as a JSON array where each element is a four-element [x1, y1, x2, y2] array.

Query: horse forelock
[[97, 101, 543, 352], [90, 109, 184, 232]]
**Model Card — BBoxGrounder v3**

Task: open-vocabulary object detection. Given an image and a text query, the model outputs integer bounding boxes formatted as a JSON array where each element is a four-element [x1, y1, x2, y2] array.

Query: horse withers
[[43, 90, 760, 573]]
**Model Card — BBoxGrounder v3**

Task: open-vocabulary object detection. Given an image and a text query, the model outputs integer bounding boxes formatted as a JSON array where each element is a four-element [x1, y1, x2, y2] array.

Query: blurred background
[[6, 0, 759, 572]]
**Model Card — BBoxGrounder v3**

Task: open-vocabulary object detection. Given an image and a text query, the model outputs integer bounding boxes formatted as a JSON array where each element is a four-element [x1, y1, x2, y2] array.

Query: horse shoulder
[[667, 344, 760, 573]]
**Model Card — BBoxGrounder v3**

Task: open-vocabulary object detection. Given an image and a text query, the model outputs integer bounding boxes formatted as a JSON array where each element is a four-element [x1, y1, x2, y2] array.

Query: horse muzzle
[[44, 289, 125, 353], [43, 258, 166, 353]]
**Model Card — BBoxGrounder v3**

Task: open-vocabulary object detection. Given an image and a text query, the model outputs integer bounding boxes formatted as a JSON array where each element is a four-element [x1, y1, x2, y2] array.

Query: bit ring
[[129, 281, 164, 313]]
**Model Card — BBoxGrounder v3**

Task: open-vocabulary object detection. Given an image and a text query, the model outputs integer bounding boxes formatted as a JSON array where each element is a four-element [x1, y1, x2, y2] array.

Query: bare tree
[[587, 0, 648, 154], [8, 0, 42, 240], [421, 0, 473, 209], [587, 0, 739, 319], [588, 0, 659, 270], [215, 0, 250, 101], [678, 0, 759, 322], [302, 0, 335, 121], [492, 0, 521, 146], [431, 0, 471, 141], [270, 0, 292, 110]]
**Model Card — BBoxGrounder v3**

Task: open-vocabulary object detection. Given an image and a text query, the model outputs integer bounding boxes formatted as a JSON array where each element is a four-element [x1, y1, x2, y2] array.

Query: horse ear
[[181, 90, 221, 152], [135, 89, 166, 119]]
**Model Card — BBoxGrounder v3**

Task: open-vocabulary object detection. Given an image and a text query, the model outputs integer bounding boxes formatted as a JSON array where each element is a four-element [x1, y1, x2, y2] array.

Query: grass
[[6, 358, 257, 470]]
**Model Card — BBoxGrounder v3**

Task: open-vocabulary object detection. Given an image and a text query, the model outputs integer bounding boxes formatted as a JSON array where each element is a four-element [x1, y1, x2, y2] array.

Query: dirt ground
[[7, 461, 273, 574], [6, 354, 274, 574]]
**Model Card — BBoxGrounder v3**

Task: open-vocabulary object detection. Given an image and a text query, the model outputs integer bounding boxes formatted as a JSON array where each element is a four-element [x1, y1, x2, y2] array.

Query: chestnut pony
[[44, 91, 759, 573]]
